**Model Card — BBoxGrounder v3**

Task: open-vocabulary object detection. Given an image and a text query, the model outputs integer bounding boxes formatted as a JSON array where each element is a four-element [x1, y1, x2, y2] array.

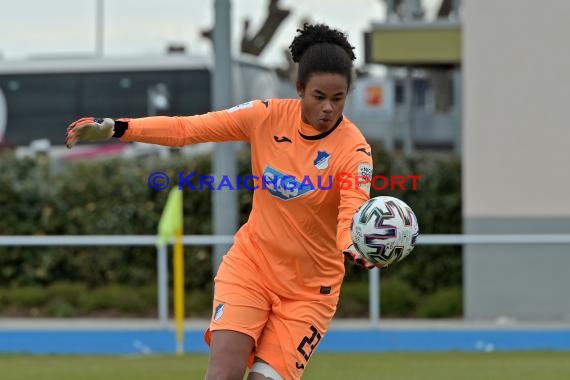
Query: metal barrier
[[2, 234, 570, 325]]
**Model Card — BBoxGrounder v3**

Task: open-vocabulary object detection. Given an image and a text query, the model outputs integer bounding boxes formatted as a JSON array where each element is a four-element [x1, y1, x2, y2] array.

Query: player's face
[[297, 73, 348, 132]]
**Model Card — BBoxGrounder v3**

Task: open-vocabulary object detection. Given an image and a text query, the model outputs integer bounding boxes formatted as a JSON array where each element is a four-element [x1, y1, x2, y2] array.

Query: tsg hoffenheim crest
[[214, 303, 224, 321], [314, 151, 331, 170]]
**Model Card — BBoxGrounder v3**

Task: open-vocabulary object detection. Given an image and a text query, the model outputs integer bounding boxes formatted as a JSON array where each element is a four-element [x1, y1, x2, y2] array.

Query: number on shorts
[[296, 325, 322, 362]]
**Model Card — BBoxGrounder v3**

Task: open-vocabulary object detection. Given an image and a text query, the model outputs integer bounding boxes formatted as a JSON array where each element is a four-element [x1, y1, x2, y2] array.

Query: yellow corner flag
[[158, 188, 183, 246], [157, 188, 185, 354]]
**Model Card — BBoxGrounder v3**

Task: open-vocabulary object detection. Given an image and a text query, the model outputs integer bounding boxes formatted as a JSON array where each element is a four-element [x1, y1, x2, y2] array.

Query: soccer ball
[[351, 196, 419, 267]]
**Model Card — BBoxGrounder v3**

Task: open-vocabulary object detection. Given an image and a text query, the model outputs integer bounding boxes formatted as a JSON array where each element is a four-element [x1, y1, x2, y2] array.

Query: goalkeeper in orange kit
[[67, 23, 383, 380]]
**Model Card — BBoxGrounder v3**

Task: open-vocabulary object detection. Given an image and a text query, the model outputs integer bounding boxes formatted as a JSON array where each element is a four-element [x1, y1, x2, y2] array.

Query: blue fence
[[2, 327, 569, 355]]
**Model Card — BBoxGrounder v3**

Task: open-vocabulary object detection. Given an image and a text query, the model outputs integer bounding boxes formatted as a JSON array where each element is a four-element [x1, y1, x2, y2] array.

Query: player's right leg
[[248, 359, 283, 380], [203, 247, 272, 379], [204, 330, 255, 380]]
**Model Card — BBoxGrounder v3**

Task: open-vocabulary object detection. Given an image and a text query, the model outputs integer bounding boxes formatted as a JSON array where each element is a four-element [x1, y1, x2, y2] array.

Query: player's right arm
[[65, 100, 270, 149]]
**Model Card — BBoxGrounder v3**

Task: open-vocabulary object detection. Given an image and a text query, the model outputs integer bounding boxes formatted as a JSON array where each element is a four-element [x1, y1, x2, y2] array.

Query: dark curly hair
[[289, 23, 356, 89]]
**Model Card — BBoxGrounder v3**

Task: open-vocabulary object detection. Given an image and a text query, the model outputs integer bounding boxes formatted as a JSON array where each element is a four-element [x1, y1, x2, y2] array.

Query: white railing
[[2, 234, 570, 325]]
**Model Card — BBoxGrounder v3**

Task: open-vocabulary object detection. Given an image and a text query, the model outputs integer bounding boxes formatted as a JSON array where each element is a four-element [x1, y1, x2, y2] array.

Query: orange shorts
[[204, 248, 338, 380]]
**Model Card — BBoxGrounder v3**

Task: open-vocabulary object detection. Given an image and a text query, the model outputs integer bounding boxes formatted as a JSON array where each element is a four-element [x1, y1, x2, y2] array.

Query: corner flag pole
[[174, 225, 185, 355], [157, 188, 185, 354]]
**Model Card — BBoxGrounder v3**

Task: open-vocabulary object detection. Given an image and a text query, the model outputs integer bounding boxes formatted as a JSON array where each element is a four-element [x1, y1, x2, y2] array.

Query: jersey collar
[[298, 116, 343, 141]]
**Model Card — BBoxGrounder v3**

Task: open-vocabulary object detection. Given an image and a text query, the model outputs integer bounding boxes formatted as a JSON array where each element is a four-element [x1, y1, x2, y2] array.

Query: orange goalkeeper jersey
[[120, 99, 373, 299]]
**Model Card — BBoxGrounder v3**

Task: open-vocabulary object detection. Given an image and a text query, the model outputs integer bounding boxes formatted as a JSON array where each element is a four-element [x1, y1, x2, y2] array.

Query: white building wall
[[463, 0, 570, 321]]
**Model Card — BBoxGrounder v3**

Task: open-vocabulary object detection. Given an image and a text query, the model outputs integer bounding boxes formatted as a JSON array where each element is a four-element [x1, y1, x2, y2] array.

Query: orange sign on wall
[[366, 85, 383, 106]]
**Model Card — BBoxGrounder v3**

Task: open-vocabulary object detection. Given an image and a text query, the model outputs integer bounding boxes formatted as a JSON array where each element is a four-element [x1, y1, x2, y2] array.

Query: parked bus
[[0, 54, 281, 151]]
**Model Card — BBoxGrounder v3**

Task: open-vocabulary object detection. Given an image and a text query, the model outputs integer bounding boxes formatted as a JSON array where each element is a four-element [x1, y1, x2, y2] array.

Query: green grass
[[1, 352, 570, 380]]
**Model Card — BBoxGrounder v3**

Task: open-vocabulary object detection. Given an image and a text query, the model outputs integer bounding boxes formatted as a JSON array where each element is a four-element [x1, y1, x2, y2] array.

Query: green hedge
[[0, 144, 461, 317], [369, 147, 463, 295]]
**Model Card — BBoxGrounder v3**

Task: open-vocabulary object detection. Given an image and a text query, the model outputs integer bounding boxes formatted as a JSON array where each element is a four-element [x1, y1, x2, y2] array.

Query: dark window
[[0, 69, 212, 146], [0, 73, 77, 146]]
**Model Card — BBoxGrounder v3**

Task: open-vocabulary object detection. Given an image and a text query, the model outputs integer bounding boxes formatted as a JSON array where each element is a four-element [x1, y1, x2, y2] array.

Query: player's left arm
[[336, 143, 377, 269]]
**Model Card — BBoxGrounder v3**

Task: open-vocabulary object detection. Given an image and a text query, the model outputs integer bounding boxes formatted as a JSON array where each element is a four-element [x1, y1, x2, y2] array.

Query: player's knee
[[248, 361, 284, 380], [206, 365, 247, 380]]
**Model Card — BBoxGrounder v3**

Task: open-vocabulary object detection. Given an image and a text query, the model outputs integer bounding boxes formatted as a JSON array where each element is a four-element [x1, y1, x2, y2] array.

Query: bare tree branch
[[201, 0, 290, 57], [240, 0, 290, 56]]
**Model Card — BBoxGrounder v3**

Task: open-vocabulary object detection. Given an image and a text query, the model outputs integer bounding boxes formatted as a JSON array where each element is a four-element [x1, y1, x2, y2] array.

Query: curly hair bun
[[289, 23, 356, 63]]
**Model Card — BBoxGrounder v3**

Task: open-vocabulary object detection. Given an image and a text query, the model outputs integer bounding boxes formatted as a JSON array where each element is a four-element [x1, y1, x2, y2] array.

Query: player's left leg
[[251, 295, 338, 380]]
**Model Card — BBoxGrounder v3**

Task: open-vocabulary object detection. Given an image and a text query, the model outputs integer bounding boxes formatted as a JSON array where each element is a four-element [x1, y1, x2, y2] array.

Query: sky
[[0, 0, 442, 68]]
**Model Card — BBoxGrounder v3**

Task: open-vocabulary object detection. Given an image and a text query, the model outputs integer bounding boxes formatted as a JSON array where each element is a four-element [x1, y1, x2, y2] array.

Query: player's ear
[[296, 81, 305, 98]]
